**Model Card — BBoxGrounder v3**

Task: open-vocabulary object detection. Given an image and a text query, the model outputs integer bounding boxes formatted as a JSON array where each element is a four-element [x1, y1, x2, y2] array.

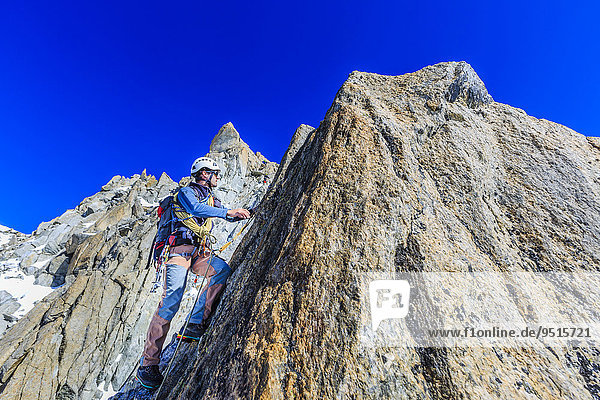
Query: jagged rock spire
[[210, 122, 243, 153], [445, 61, 493, 108]]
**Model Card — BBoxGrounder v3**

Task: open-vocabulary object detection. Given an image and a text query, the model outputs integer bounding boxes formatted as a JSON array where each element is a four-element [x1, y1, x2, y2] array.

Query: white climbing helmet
[[190, 157, 221, 175]]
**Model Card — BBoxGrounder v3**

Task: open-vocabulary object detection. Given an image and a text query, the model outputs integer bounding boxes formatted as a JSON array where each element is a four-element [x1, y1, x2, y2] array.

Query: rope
[[215, 217, 253, 255]]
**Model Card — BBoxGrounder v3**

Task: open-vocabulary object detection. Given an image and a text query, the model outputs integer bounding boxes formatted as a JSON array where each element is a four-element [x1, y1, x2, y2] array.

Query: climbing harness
[[149, 214, 251, 293]]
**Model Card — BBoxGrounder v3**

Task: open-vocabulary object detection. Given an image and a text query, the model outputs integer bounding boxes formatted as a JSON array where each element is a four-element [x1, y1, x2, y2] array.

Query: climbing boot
[[136, 365, 163, 389], [176, 322, 207, 342]]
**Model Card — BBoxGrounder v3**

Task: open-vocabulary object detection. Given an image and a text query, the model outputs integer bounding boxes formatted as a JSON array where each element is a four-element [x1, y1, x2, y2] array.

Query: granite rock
[[152, 62, 600, 400]]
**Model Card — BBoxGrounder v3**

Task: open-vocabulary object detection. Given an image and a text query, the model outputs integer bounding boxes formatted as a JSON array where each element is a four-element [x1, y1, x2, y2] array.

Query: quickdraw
[[150, 235, 176, 293]]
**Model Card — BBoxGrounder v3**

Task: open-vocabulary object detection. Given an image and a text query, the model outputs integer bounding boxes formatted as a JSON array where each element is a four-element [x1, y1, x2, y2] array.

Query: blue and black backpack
[[151, 194, 178, 262]]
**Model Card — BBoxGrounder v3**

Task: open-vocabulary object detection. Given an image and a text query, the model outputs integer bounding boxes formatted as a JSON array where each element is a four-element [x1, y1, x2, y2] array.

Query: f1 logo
[[369, 280, 410, 331]]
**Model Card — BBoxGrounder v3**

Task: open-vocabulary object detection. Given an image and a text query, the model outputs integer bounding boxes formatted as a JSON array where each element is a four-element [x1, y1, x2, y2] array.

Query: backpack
[[152, 194, 178, 262]]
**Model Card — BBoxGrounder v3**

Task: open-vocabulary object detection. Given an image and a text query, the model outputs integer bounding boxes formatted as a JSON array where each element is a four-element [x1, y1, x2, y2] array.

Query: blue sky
[[1, 1, 598, 233]]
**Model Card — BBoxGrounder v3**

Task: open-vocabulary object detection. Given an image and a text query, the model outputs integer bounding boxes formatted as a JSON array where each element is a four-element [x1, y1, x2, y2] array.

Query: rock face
[[143, 61, 598, 399], [273, 124, 315, 186], [0, 226, 23, 247], [0, 125, 277, 399]]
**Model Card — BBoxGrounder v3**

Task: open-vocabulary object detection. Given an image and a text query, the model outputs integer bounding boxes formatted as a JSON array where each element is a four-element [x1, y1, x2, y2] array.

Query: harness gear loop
[[150, 235, 175, 293]]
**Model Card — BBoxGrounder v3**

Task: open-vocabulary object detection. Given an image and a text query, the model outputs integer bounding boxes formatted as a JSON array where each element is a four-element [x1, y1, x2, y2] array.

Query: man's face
[[202, 170, 219, 187], [210, 171, 218, 187]]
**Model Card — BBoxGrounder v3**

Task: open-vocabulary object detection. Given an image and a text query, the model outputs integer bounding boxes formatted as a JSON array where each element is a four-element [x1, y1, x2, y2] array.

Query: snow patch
[[0, 224, 17, 246], [113, 186, 131, 193], [0, 258, 20, 271], [138, 197, 158, 208], [0, 265, 54, 318], [33, 243, 47, 251], [97, 380, 117, 400], [0, 232, 11, 246], [31, 257, 51, 269]]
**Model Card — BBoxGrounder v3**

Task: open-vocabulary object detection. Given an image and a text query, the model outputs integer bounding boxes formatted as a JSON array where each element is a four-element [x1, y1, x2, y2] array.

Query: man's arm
[[178, 187, 228, 219], [226, 208, 251, 220], [179, 187, 250, 221], [213, 195, 251, 220]]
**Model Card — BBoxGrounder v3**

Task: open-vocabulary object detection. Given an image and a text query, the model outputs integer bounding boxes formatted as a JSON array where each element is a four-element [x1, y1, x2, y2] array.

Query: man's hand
[[227, 208, 251, 220]]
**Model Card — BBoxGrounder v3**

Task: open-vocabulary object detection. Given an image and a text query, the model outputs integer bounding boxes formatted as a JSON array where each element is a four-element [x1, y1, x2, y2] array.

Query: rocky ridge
[[142, 61, 599, 399], [0, 123, 278, 399]]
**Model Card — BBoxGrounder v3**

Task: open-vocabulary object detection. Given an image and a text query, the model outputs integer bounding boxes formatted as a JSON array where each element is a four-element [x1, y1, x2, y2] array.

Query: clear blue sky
[[1, 1, 598, 233]]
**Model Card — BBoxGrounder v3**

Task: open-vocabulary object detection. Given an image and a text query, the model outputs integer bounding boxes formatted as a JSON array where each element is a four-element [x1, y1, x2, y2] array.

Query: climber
[[136, 156, 250, 389]]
